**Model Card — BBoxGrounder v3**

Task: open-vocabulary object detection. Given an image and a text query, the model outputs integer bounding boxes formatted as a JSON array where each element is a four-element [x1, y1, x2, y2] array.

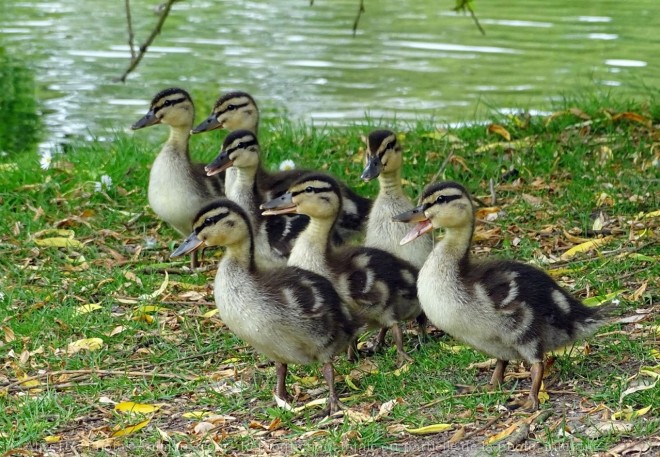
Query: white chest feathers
[[148, 148, 207, 235], [365, 193, 433, 270]]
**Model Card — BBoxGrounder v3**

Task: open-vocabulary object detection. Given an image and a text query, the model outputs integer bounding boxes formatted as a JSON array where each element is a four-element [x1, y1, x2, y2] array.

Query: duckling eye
[[163, 100, 172, 107], [436, 195, 447, 204], [305, 186, 314, 193], [205, 217, 213, 225], [227, 104, 236, 111]]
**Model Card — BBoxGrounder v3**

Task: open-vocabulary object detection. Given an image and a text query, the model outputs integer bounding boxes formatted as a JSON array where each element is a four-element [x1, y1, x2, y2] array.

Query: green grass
[[0, 96, 658, 456]]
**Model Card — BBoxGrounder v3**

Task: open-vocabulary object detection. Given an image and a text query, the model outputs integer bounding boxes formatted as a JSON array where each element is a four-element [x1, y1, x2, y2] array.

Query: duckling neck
[[166, 126, 191, 157], [436, 224, 474, 271], [377, 169, 403, 196], [224, 238, 256, 273], [288, 216, 334, 274]]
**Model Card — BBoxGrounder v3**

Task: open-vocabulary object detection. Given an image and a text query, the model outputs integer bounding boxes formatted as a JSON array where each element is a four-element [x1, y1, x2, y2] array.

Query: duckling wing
[[466, 261, 608, 356]]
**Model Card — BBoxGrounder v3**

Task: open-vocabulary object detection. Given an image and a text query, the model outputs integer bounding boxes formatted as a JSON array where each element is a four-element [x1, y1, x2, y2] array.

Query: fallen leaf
[[111, 418, 151, 438], [630, 281, 648, 301], [584, 421, 634, 438], [138, 271, 169, 300], [202, 308, 219, 318], [582, 290, 623, 307], [612, 112, 652, 128], [114, 401, 160, 414], [619, 378, 657, 404], [298, 429, 331, 439], [193, 421, 215, 435], [74, 304, 102, 316], [393, 363, 410, 376], [612, 405, 652, 421], [44, 435, 61, 443], [106, 326, 125, 337], [182, 411, 213, 420], [484, 422, 518, 444], [560, 236, 613, 260], [405, 423, 453, 435], [488, 124, 511, 141], [3, 326, 16, 343], [67, 337, 104, 354], [447, 426, 466, 444], [34, 237, 83, 248]]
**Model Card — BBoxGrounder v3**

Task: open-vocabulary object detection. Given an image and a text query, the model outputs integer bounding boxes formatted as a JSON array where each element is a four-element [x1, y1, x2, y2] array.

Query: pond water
[[2, 0, 658, 152]]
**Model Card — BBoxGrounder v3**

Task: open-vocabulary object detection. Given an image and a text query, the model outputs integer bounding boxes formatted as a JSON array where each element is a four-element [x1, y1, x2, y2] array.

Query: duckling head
[[205, 130, 260, 176], [132, 87, 194, 130], [191, 91, 259, 134], [361, 129, 401, 181], [261, 174, 342, 221], [170, 199, 252, 257], [394, 181, 473, 244]]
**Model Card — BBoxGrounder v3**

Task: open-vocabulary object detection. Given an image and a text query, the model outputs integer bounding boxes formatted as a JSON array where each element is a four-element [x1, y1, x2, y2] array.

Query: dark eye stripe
[[435, 194, 462, 205], [224, 138, 257, 155], [218, 101, 249, 115], [195, 211, 229, 233], [153, 97, 186, 114], [291, 186, 332, 197]]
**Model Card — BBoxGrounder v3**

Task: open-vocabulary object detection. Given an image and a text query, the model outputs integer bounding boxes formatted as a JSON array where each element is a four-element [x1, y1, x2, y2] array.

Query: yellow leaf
[[641, 210, 660, 219], [393, 363, 410, 377], [202, 308, 219, 318], [538, 382, 549, 404], [582, 291, 623, 307], [132, 313, 154, 324], [344, 375, 360, 391], [487, 124, 511, 141], [107, 326, 125, 337], [483, 422, 518, 444], [138, 271, 169, 300], [67, 337, 104, 354], [44, 435, 61, 443], [114, 402, 160, 414], [136, 305, 167, 313], [560, 236, 613, 260], [640, 365, 660, 379], [650, 349, 660, 360], [633, 405, 652, 417], [111, 418, 150, 438], [547, 266, 586, 278], [405, 423, 453, 435], [19, 374, 41, 389], [563, 230, 592, 244], [34, 237, 83, 248], [74, 304, 102, 316]]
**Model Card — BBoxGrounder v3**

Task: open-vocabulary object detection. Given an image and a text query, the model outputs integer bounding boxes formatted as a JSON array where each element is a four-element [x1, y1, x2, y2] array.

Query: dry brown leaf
[[522, 193, 543, 206], [3, 326, 16, 343], [584, 421, 634, 438], [193, 421, 215, 435], [630, 281, 648, 301], [488, 124, 511, 141], [612, 112, 652, 128]]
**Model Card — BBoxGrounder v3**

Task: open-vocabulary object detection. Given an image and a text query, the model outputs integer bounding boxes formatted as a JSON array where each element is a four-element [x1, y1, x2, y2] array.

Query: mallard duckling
[[395, 181, 611, 410], [361, 129, 433, 270], [262, 174, 421, 364], [170, 200, 361, 414], [131, 87, 225, 268], [205, 130, 308, 269], [192, 91, 372, 240]]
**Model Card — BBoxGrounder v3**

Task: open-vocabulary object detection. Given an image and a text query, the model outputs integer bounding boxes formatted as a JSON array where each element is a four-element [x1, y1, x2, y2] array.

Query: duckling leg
[[374, 327, 388, 352], [190, 251, 199, 269], [489, 359, 509, 388], [321, 362, 342, 415], [391, 324, 413, 366], [416, 313, 429, 343], [347, 339, 359, 362], [525, 361, 543, 411], [275, 362, 291, 401]]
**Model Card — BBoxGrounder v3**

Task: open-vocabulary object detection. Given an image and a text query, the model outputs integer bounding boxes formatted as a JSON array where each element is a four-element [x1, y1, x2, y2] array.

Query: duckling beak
[[191, 114, 221, 134], [131, 110, 160, 130], [205, 151, 232, 176], [393, 205, 433, 245], [260, 192, 296, 216], [360, 156, 382, 181], [170, 233, 204, 258]]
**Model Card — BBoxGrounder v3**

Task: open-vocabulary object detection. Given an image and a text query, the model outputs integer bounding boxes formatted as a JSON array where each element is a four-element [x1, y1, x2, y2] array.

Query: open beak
[[191, 114, 221, 134], [170, 233, 204, 258], [360, 156, 383, 181], [205, 151, 232, 176], [131, 110, 160, 130], [260, 192, 296, 216], [393, 205, 433, 245]]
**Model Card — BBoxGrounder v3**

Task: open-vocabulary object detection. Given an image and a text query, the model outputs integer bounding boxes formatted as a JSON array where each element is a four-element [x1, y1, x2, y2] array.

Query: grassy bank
[[0, 98, 658, 456]]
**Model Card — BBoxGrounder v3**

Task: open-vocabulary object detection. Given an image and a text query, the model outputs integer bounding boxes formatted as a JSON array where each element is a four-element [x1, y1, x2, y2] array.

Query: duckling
[[205, 130, 308, 269], [394, 181, 611, 410], [262, 174, 421, 365], [170, 199, 361, 414], [131, 87, 225, 268], [192, 91, 372, 240], [361, 129, 433, 270]]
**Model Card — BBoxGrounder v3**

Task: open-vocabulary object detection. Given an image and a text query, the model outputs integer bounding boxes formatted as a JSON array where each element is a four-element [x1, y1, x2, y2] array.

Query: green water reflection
[[1, 0, 658, 150]]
